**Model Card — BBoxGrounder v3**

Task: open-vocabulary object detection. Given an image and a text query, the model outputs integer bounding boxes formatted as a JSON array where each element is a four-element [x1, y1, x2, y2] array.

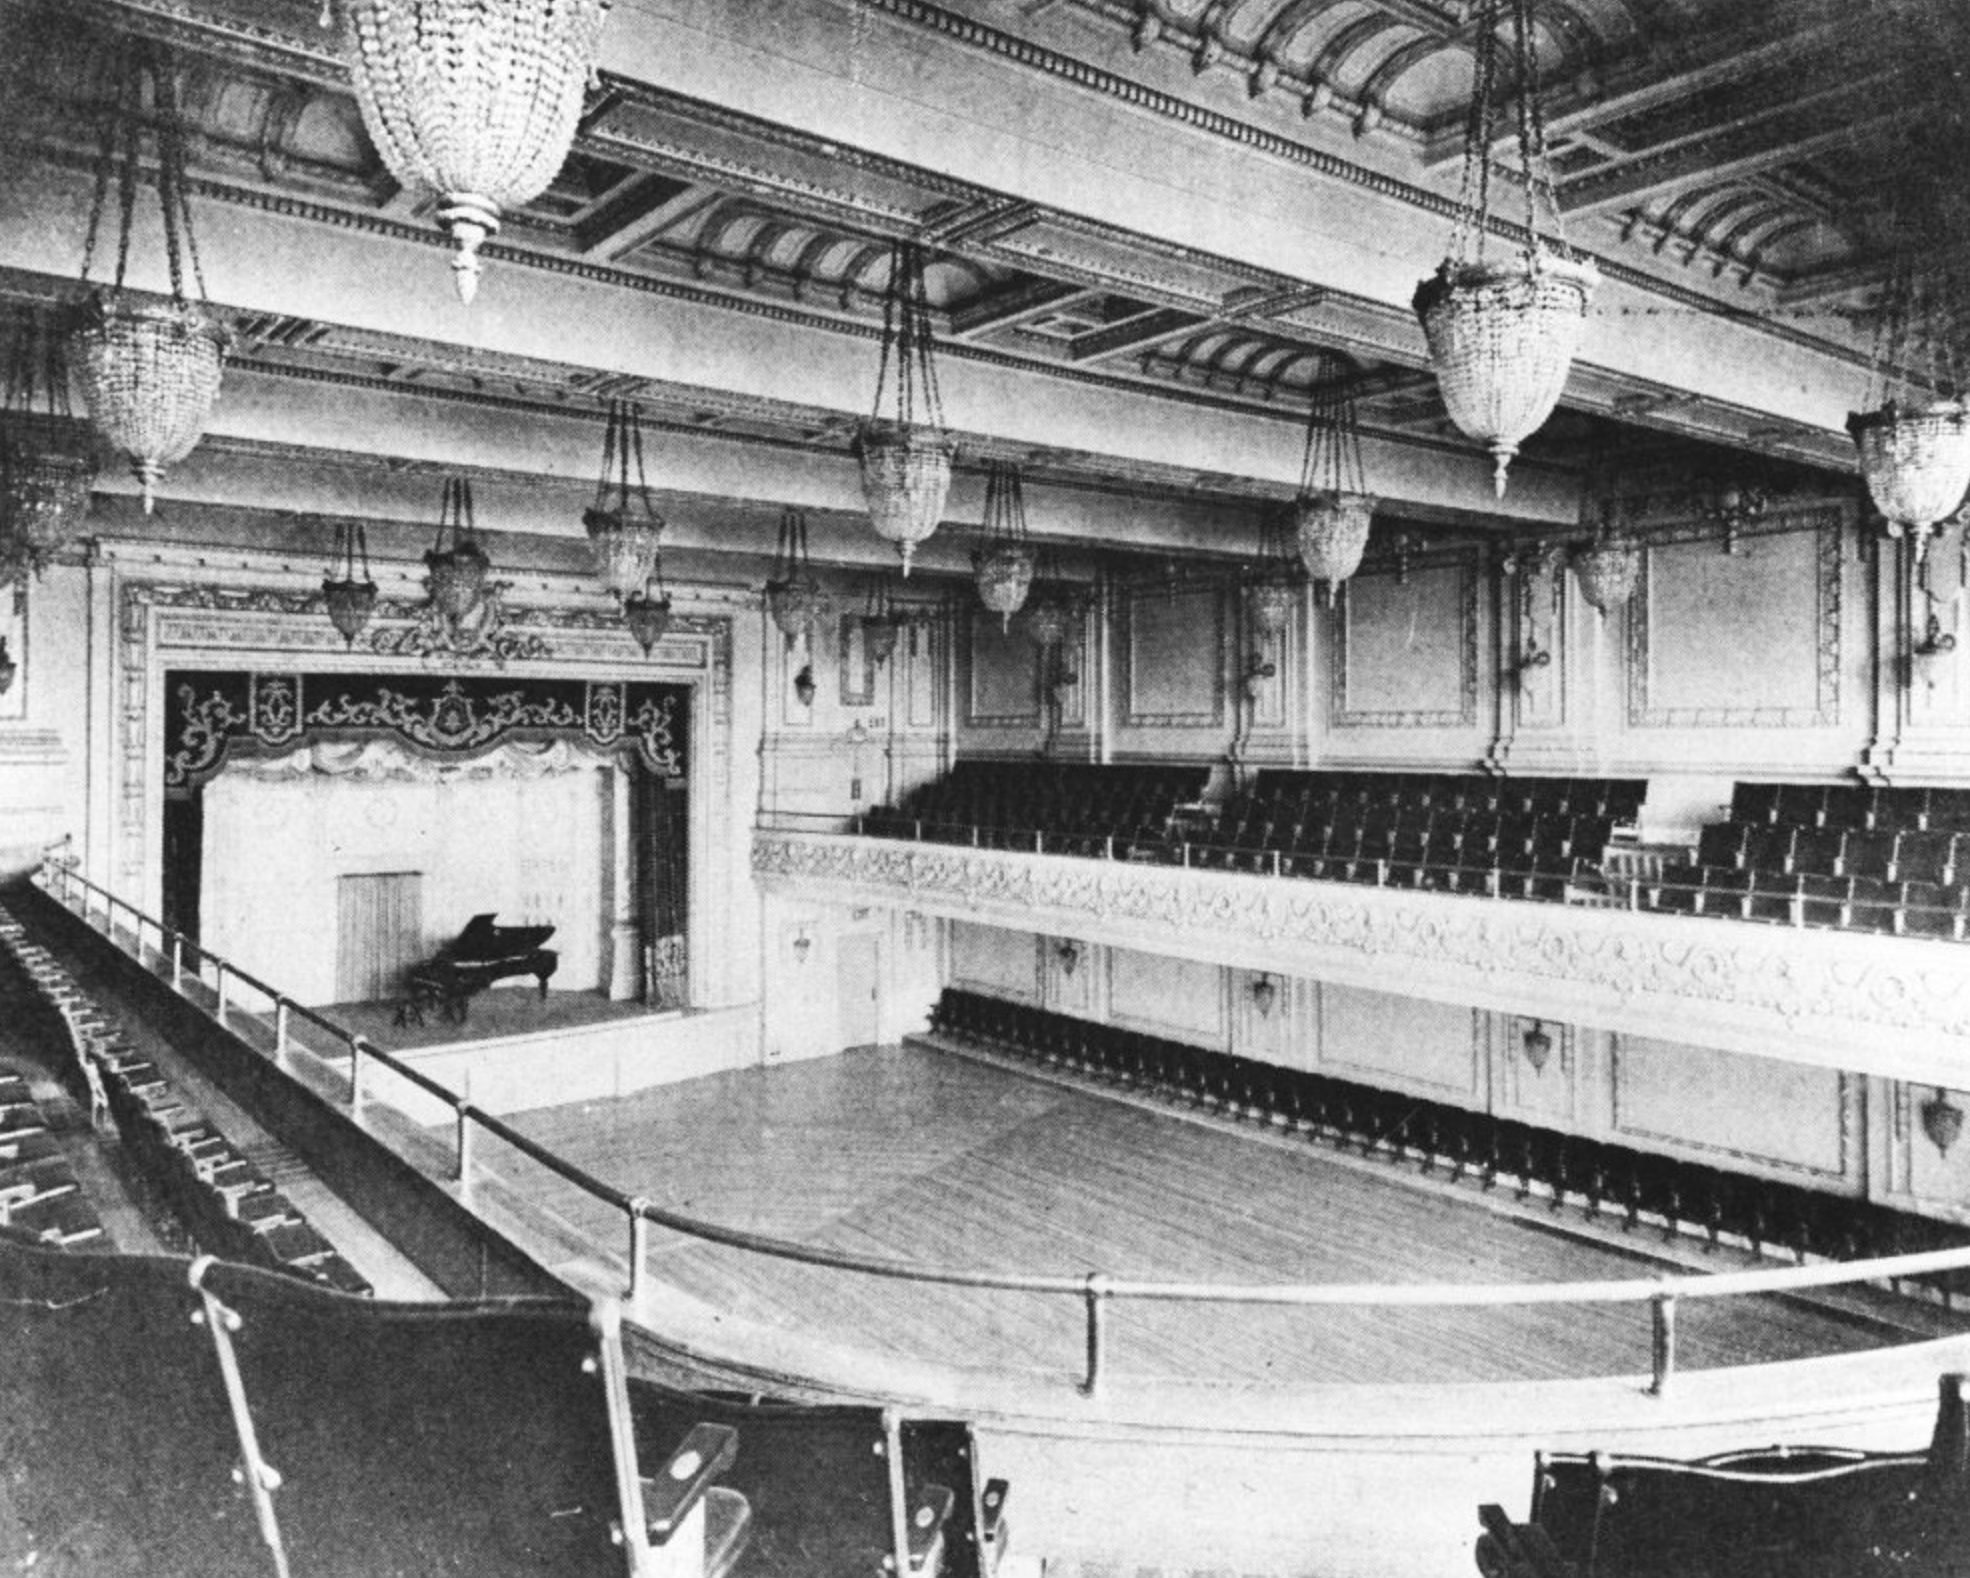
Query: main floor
[[492, 1043, 1935, 1391]]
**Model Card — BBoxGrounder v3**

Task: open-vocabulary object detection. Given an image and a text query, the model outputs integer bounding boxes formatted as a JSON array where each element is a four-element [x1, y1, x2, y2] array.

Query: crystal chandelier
[[1414, 0, 1597, 497], [1847, 251, 1970, 558], [584, 399, 665, 600], [1294, 374, 1377, 607], [68, 43, 228, 514], [857, 242, 954, 576], [623, 567, 672, 657], [322, 521, 378, 648], [1246, 506, 1298, 636], [862, 578, 904, 668], [765, 507, 828, 650], [336, 0, 610, 303], [974, 460, 1036, 631], [1, 317, 96, 577], [1026, 593, 1072, 649], [1570, 443, 1638, 613], [426, 476, 491, 620]]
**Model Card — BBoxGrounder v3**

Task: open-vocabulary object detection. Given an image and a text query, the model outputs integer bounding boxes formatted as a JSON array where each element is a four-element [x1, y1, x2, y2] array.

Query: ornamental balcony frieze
[[751, 829, 1970, 1085]]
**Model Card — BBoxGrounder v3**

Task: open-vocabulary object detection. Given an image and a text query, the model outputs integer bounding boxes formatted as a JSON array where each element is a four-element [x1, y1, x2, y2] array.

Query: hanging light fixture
[[1248, 505, 1300, 636], [862, 578, 903, 667], [584, 399, 665, 600], [321, 521, 378, 648], [0, 315, 96, 576], [974, 460, 1036, 631], [623, 570, 673, 657], [426, 476, 491, 620], [0, 637, 15, 698], [68, 42, 228, 514], [1571, 447, 1638, 614], [1414, 0, 1597, 498], [857, 242, 954, 576], [335, 0, 610, 303], [1847, 250, 1970, 559], [1026, 592, 1072, 649], [765, 506, 828, 650], [1294, 374, 1377, 607]]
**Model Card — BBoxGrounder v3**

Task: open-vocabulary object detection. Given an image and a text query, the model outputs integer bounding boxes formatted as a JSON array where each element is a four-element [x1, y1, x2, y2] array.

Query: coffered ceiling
[[0, 0, 1958, 568]]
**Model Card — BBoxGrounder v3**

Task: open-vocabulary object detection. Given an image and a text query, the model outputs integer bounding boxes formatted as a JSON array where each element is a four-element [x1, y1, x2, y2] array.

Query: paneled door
[[335, 872, 424, 1004], [836, 933, 880, 1051]]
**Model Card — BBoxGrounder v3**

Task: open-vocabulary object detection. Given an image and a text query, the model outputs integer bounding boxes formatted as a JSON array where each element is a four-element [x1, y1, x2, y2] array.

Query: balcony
[[752, 822, 1970, 1085]]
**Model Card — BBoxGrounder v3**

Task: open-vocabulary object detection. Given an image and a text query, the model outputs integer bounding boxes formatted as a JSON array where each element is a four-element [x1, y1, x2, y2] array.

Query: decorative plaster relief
[[752, 832, 1970, 1074], [1627, 509, 1843, 728], [1331, 554, 1479, 728]]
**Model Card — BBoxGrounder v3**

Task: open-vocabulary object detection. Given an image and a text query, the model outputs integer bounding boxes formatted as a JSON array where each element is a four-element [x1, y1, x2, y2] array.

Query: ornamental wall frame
[[111, 573, 736, 945], [1625, 507, 1845, 729], [1329, 549, 1481, 730], [1120, 582, 1227, 729]]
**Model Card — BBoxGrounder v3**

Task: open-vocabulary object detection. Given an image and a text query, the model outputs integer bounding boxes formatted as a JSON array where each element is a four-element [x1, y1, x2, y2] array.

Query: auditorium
[[5, 1, 1970, 1574]]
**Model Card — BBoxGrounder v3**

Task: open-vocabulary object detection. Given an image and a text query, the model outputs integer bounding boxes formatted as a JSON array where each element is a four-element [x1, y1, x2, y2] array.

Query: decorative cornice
[[752, 830, 1970, 1082]]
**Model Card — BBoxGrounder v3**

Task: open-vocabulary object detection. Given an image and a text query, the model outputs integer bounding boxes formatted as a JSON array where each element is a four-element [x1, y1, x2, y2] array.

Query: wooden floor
[[318, 986, 660, 1053], [497, 1045, 1931, 1390]]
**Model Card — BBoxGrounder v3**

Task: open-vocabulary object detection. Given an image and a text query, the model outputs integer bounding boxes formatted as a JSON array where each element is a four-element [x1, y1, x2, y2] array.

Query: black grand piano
[[399, 914, 558, 1027]]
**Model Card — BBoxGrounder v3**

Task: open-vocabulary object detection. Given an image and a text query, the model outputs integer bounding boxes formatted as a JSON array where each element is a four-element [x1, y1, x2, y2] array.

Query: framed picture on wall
[[838, 613, 876, 707]]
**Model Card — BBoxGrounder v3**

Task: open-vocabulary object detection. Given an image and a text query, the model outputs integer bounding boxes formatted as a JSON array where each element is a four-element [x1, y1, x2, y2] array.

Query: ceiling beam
[[1069, 308, 1208, 363], [948, 278, 1095, 339], [575, 176, 715, 259]]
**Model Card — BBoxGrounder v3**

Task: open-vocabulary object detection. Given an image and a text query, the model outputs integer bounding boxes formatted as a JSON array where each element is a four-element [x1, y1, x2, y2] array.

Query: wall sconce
[[1054, 938, 1080, 976], [1250, 973, 1278, 1018], [0, 636, 15, 697], [1521, 1018, 1553, 1074], [1922, 1088, 1964, 1156], [1241, 650, 1277, 705], [793, 663, 816, 707], [1503, 640, 1551, 692], [791, 928, 812, 965]]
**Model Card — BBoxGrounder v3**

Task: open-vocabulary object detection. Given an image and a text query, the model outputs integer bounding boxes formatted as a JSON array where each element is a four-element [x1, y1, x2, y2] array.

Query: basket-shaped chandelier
[[857, 242, 954, 576], [1, 317, 97, 577], [1247, 506, 1299, 636], [1294, 372, 1377, 606], [1026, 593, 1073, 649], [1847, 252, 1970, 556], [337, 0, 610, 303], [974, 460, 1036, 631], [1414, 0, 1596, 498], [68, 43, 228, 514], [322, 521, 378, 648], [1573, 533, 1639, 613], [765, 507, 828, 650], [623, 570, 672, 657], [585, 399, 665, 600], [426, 476, 491, 620]]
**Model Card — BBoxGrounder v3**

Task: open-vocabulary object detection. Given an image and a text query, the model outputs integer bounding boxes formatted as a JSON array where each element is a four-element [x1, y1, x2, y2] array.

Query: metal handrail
[[39, 858, 1970, 1400]]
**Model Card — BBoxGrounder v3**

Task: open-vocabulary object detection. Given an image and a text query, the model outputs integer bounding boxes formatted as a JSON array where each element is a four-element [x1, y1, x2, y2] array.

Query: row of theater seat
[[0, 1064, 106, 1249], [864, 762, 1210, 853], [0, 903, 370, 1295], [1645, 783, 1970, 942], [926, 988, 1970, 1293]]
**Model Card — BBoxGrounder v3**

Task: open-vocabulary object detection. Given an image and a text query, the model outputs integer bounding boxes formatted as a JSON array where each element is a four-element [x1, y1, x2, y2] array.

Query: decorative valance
[[164, 670, 688, 793]]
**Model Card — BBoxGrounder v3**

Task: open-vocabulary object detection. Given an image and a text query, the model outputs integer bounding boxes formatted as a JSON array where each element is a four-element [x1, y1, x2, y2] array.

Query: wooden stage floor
[[491, 1045, 1940, 1391]]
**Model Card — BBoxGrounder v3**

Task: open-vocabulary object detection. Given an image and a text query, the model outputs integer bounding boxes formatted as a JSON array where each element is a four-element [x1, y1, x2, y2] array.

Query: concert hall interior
[[6, 1, 1970, 1575]]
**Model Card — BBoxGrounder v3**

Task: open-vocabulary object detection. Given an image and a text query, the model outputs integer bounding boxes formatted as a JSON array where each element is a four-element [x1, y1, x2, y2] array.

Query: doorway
[[836, 933, 880, 1050], [335, 872, 424, 1003]]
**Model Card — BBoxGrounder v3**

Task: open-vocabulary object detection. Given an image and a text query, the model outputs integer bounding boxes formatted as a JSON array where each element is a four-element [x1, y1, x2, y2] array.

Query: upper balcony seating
[[863, 762, 1210, 856], [857, 766, 1644, 909], [1645, 784, 1970, 942]]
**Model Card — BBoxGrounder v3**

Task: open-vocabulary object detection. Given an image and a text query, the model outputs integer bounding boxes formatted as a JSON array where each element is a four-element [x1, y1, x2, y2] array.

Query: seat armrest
[[979, 1476, 1010, 1565], [1474, 1505, 1575, 1578], [907, 1483, 955, 1574], [645, 1423, 739, 1544]]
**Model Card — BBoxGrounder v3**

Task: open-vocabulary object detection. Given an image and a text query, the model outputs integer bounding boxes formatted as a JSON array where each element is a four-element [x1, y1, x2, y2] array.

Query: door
[[335, 872, 424, 1003], [836, 933, 880, 1051]]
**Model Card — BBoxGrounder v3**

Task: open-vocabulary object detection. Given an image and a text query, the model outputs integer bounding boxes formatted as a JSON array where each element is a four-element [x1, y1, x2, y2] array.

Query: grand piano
[[400, 914, 558, 1026]]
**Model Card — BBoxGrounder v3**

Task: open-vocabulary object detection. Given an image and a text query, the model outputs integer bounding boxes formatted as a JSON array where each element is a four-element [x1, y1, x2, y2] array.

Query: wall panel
[[949, 919, 1039, 1002]]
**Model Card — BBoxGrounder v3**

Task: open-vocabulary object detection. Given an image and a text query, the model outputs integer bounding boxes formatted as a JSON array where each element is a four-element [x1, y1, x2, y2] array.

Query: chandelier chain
[[80, 46, 208, 305]]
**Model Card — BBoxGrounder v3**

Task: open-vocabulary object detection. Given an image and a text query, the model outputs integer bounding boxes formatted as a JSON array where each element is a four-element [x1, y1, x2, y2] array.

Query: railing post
[[348, 1037, 365, 1111], [1649, 1286, 1678, 1396], [1078, 1272, 1111, 1397], [171, 933, 184, 990], [454, 1096, 474, 1185], [274, 999, 290, 1061], [215, 962, 229, 1026], [626, 1198, 651, 1303]]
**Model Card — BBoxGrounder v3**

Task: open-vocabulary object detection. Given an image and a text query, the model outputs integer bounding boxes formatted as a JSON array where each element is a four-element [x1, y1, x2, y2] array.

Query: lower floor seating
[[927, 988, 1970, 1297], [1476, 1373, 1970, 1577]]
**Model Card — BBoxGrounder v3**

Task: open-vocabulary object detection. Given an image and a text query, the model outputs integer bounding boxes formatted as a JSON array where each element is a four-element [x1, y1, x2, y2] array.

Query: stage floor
[[317, 987, 663, 1053], [490, 1044, 1949, 1391]]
